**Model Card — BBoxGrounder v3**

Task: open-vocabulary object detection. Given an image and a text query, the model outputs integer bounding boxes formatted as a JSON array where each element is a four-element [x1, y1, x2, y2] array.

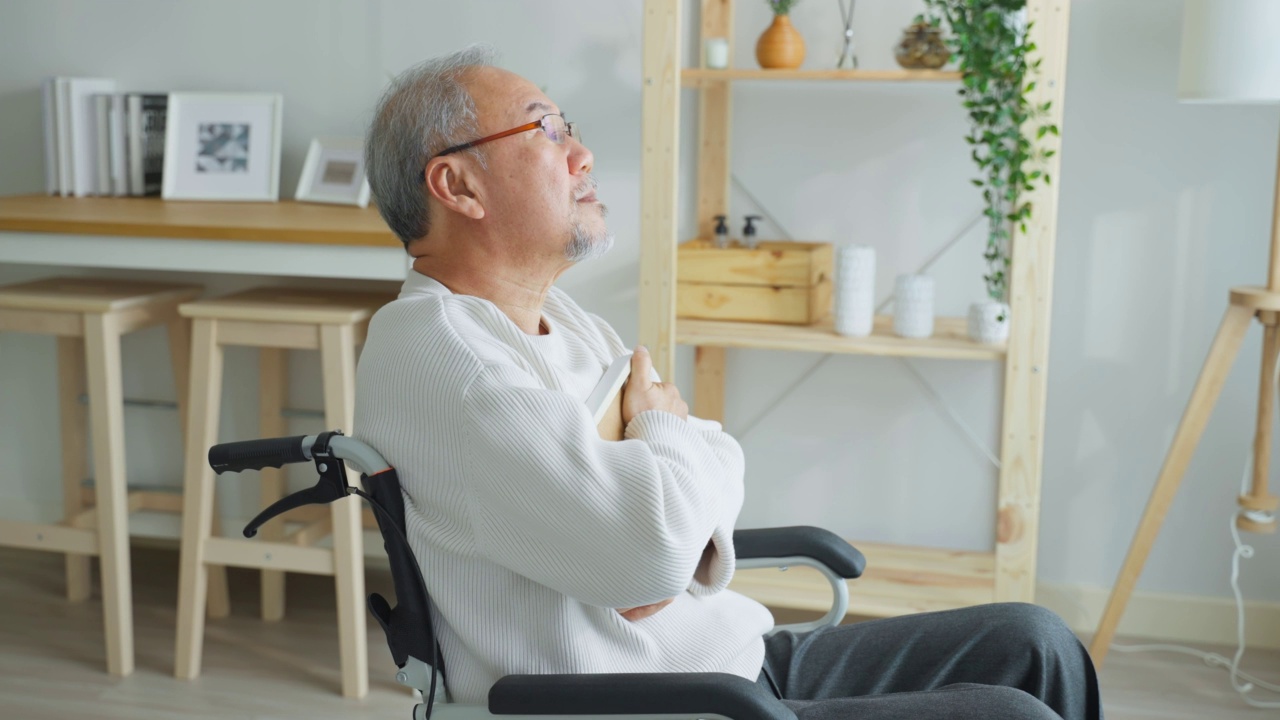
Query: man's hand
[[617, 597, 675, 622], [623, 346, 688, 425]]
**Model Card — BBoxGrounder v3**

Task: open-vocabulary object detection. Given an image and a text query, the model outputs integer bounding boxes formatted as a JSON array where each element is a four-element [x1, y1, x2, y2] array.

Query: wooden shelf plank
[[682, 68, 962, 86], [729, 541, 996, 618], [0, 195, 397, 248], [677, 316, 1006, 361]]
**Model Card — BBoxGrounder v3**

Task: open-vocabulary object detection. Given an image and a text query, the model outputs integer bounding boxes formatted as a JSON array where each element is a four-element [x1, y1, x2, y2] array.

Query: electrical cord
[[1110, 343, 1280, 710], [1223, 508, 1280, 708], [1109, 510, 1280, 709]]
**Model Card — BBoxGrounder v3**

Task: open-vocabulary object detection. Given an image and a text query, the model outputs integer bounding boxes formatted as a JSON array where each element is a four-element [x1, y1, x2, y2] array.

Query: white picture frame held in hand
[[295, 137, 371, 207], [588, 352, 633, 442], [162, 92, 283, 201]]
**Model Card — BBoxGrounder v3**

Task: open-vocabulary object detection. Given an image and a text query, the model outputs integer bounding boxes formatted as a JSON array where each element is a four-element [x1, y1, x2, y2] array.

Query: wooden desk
[[0, 196, 409, 281]]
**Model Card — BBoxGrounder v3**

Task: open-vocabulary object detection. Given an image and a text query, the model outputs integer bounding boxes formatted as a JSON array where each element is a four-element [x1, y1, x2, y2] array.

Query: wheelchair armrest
[[490, 672, 795, 720], [733, 526, 866, 579]]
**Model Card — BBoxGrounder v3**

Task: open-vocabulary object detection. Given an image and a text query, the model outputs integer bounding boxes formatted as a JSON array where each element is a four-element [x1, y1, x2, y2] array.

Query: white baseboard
[[1037, 582, 1280, 650]]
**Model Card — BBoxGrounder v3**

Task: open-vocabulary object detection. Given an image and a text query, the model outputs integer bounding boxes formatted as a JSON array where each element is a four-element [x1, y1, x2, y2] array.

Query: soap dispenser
[[742, 215, 763, 249], [713, 214, 730, 248]]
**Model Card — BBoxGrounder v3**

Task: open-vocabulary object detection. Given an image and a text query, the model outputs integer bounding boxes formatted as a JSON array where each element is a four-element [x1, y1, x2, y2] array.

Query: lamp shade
[[1178, 0, 1280, 104]]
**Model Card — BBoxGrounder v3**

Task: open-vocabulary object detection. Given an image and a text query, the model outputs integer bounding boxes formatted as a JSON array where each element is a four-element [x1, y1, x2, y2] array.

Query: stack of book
[[42, 77, 168, 197]]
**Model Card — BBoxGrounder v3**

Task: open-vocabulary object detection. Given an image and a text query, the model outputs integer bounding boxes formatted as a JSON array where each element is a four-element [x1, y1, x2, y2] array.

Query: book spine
[[94, 94, 111, 196], [108, 94, 128, 196], [68, 78, 117, 197], [56, 79, 73, 196], [41, 78, 58, 195], [139, 94, 167, 197], [127, 94, 144, 196]]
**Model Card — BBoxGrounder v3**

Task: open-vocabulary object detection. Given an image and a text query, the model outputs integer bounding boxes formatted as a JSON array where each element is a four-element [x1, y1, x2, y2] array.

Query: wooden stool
[[173, 287, 391, 698], [0, 276, 230, 676]]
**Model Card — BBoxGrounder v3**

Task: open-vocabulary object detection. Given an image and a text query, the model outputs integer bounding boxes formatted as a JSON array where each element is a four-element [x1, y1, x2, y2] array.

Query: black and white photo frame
[[162, 92, 283, 201]]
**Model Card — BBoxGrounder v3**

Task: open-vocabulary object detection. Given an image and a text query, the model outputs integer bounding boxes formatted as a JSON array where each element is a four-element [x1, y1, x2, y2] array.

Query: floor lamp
[[1090, 0, 1280, 667]]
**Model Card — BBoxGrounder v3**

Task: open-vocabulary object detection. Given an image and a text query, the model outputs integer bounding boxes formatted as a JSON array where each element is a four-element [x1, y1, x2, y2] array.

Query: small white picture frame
[[295, 137, 371, 208], [162, 92, 283, 201]]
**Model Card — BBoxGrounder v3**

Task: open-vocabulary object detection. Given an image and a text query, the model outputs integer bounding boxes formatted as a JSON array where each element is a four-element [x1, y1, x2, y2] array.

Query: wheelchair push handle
[[208, 431, 396, 540], [208, 435, 311, 474]]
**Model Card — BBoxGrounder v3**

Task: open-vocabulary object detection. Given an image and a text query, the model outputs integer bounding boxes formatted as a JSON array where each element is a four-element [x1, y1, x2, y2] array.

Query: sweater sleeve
[[664, 414, 742, 596], [459, 364, 745, 609]]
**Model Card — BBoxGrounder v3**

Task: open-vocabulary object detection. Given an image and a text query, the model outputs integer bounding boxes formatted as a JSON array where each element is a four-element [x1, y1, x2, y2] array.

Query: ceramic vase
[[705, 37, 730, 69], [834, 244, 876, 337], [756, 15, 805, 69], [893, 274, 934, 339]]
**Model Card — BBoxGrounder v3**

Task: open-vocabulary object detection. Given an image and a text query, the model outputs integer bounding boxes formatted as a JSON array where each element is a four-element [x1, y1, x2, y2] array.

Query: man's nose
[[570, 139, 593, 176]]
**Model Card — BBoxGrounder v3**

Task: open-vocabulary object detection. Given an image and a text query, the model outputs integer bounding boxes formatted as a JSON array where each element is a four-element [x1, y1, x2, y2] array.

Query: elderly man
[[355, 46, 1101, 720]]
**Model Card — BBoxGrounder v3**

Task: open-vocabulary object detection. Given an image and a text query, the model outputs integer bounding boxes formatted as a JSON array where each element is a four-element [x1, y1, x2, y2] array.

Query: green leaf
[[936, 0, 1052, 292]]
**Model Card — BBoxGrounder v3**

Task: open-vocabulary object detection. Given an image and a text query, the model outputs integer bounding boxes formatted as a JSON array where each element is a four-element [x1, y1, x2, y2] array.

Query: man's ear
[[423, 157, 485, 220]]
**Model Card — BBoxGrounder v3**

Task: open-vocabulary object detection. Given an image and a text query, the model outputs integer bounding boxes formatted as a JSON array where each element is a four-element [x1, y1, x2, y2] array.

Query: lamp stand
[[1090, 123, 1280, 666]]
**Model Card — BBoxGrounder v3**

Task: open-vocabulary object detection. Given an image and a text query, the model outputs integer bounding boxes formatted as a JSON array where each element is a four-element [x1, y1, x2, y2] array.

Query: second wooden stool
[[172, 287, 391, 698]]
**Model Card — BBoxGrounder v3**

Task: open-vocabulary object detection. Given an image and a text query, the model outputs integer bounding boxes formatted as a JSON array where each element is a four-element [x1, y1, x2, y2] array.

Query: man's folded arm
[[626, 410, 745, 596], [459, 365, 745, 609]]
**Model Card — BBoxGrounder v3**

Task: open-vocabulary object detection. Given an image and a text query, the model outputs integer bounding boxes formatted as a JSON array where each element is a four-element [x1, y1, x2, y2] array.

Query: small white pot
[[968, 300, 1010, 344], [705, 37, 730, 69], [834, 244, 876, 337], [893, 274, 934, 339]]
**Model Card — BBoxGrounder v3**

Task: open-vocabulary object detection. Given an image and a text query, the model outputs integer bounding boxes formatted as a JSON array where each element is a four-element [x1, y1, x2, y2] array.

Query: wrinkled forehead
[[463, 66, 560, 128]]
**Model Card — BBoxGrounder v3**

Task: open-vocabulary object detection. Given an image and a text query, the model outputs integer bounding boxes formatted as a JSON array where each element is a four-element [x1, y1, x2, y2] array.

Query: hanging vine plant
[[920, 0, 1057, 312]]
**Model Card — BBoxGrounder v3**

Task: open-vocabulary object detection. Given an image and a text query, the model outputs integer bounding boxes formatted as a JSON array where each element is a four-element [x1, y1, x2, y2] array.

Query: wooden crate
[[676, 239, 833, 324]]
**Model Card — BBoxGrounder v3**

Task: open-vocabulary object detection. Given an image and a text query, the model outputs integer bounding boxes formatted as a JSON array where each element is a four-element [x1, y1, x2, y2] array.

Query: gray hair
[[365, 45, 496, 247]]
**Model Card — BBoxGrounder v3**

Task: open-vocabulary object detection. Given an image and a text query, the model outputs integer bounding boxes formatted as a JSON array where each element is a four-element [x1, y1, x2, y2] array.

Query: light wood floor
[[1, 545, 1277, 719]]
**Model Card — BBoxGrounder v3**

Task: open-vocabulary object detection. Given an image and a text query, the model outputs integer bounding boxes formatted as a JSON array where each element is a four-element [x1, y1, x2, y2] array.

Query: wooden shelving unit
[[640, 0, 1071, 617]]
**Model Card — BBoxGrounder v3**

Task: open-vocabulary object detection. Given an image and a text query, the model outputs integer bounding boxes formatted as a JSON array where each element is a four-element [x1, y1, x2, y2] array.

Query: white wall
[[1, 0, 1278, 637]]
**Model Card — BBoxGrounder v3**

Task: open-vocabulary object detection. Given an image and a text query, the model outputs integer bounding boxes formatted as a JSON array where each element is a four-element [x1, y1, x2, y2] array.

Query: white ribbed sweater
[[353, 271, 774, 704]]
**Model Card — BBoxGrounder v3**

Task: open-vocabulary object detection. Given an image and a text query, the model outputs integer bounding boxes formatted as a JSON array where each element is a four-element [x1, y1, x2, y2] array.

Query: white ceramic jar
[[834, 244, 876, 337], [893, 274, 934, 339]]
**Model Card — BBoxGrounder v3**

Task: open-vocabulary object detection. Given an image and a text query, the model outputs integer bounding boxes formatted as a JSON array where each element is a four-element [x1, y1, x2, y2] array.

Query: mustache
[[574, 175, 599, 201]]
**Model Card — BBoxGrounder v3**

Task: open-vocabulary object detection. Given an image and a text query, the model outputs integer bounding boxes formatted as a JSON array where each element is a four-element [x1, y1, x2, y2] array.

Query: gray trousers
[[757, 603, 1102, 720]]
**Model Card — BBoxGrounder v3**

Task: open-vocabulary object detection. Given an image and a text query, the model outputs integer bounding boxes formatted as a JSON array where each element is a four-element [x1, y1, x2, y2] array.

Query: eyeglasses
[[434, 113, 578, 158], [419, 114, 579, 182]]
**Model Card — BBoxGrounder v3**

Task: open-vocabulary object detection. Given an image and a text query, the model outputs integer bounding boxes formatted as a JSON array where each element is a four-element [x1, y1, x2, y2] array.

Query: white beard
[[565, 202, 614, 262]]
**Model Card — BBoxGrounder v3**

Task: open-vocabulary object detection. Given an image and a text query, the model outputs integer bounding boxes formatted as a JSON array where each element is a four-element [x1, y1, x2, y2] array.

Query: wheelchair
[[210, 430, 867, 720]]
